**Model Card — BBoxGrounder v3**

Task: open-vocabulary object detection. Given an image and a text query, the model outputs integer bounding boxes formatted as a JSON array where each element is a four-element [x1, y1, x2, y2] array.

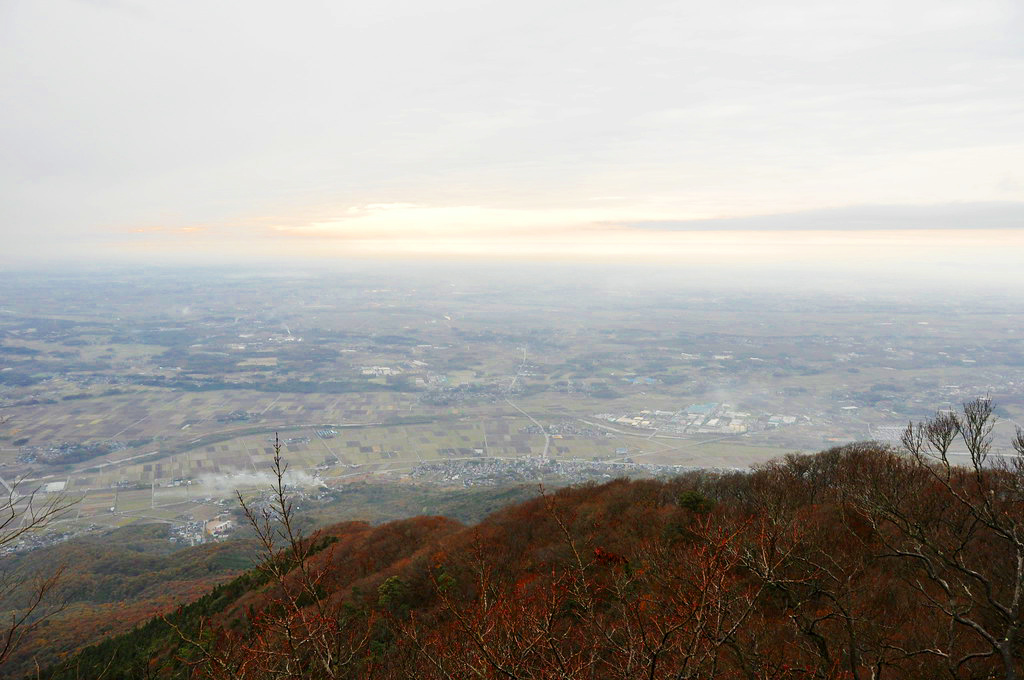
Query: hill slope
[[0, 481, 538, 677], [34, 441, 1024, 679]]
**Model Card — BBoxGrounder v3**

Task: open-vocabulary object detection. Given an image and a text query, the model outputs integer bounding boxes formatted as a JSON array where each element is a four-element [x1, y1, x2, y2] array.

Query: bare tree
[[856, 398, 1024, 679], [0, 474, 76, 666], [176, 434, 375, 680]]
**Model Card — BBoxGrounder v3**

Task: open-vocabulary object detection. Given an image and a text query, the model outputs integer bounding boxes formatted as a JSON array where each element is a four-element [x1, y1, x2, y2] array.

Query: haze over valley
[[2, 265, 1021, 551]]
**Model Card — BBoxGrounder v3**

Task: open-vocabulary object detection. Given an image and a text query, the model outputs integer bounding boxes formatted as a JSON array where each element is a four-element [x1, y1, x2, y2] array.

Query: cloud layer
[[2, 0, 1022, 264]]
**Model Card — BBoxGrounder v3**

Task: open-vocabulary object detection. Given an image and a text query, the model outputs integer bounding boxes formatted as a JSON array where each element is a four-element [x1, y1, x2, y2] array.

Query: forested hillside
[[0, 482, 537, 676], [34, 401, 1024, 679]]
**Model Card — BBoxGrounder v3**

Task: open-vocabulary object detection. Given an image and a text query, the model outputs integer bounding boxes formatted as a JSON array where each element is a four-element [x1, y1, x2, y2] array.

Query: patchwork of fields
[[3, 387, 789, 533], [5, 271, 1020, 542]]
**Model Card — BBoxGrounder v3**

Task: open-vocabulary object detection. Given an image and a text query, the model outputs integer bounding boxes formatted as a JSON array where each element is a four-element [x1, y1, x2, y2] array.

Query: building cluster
[[169, 516, 236, 545], [360, 365, 402, 376], [594, 403, 800, 436], [360, 359, 432, 378], [217, 410, 259, 423], [409, 456, 741, 487], [519, 421, 608, 439], [419, 382, 507, 406], [169, 520, 209, 546], [0, 526, 89, 556], [18, 439, 126, 465]]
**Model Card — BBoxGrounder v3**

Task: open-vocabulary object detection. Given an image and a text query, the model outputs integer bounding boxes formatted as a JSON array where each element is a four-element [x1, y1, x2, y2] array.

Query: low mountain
[[35, 432, 1024, 679]]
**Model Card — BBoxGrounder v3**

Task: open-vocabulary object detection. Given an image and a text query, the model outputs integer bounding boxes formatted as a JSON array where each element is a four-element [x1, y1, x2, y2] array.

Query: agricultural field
[[2, 386, 792, 534], [1, 269, 1022, 543]]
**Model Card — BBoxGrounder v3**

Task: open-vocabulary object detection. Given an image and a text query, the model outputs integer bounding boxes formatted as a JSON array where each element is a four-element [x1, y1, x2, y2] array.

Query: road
[[22, 420, 389, 484], [506, 399, 550, 458], [504, 346, 549, 458]]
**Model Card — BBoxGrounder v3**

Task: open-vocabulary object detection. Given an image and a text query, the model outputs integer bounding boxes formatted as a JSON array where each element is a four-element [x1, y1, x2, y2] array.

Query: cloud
[[77, 199, 1021, 268], [270, 204, 624, 239], [620, 202, 1024, 231], [3, 0, 1022, 265], [197, 470, 325, 497]]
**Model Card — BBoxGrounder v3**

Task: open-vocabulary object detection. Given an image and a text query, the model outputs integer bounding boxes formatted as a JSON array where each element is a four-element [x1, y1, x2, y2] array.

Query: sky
[[1, 0, 1022, 272]]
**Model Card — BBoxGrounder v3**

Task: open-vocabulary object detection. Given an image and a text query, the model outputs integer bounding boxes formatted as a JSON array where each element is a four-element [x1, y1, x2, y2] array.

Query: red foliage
[[592, 546, 628, 566], [181, 439, 1024, 680]]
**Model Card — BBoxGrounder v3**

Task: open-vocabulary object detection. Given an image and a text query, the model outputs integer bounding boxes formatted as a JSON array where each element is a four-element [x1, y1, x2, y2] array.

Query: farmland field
[[2, 269, 1022, 540]]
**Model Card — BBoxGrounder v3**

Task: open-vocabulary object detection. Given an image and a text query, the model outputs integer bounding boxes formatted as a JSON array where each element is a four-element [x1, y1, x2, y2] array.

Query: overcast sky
[[2, 0, 1022, 267]]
